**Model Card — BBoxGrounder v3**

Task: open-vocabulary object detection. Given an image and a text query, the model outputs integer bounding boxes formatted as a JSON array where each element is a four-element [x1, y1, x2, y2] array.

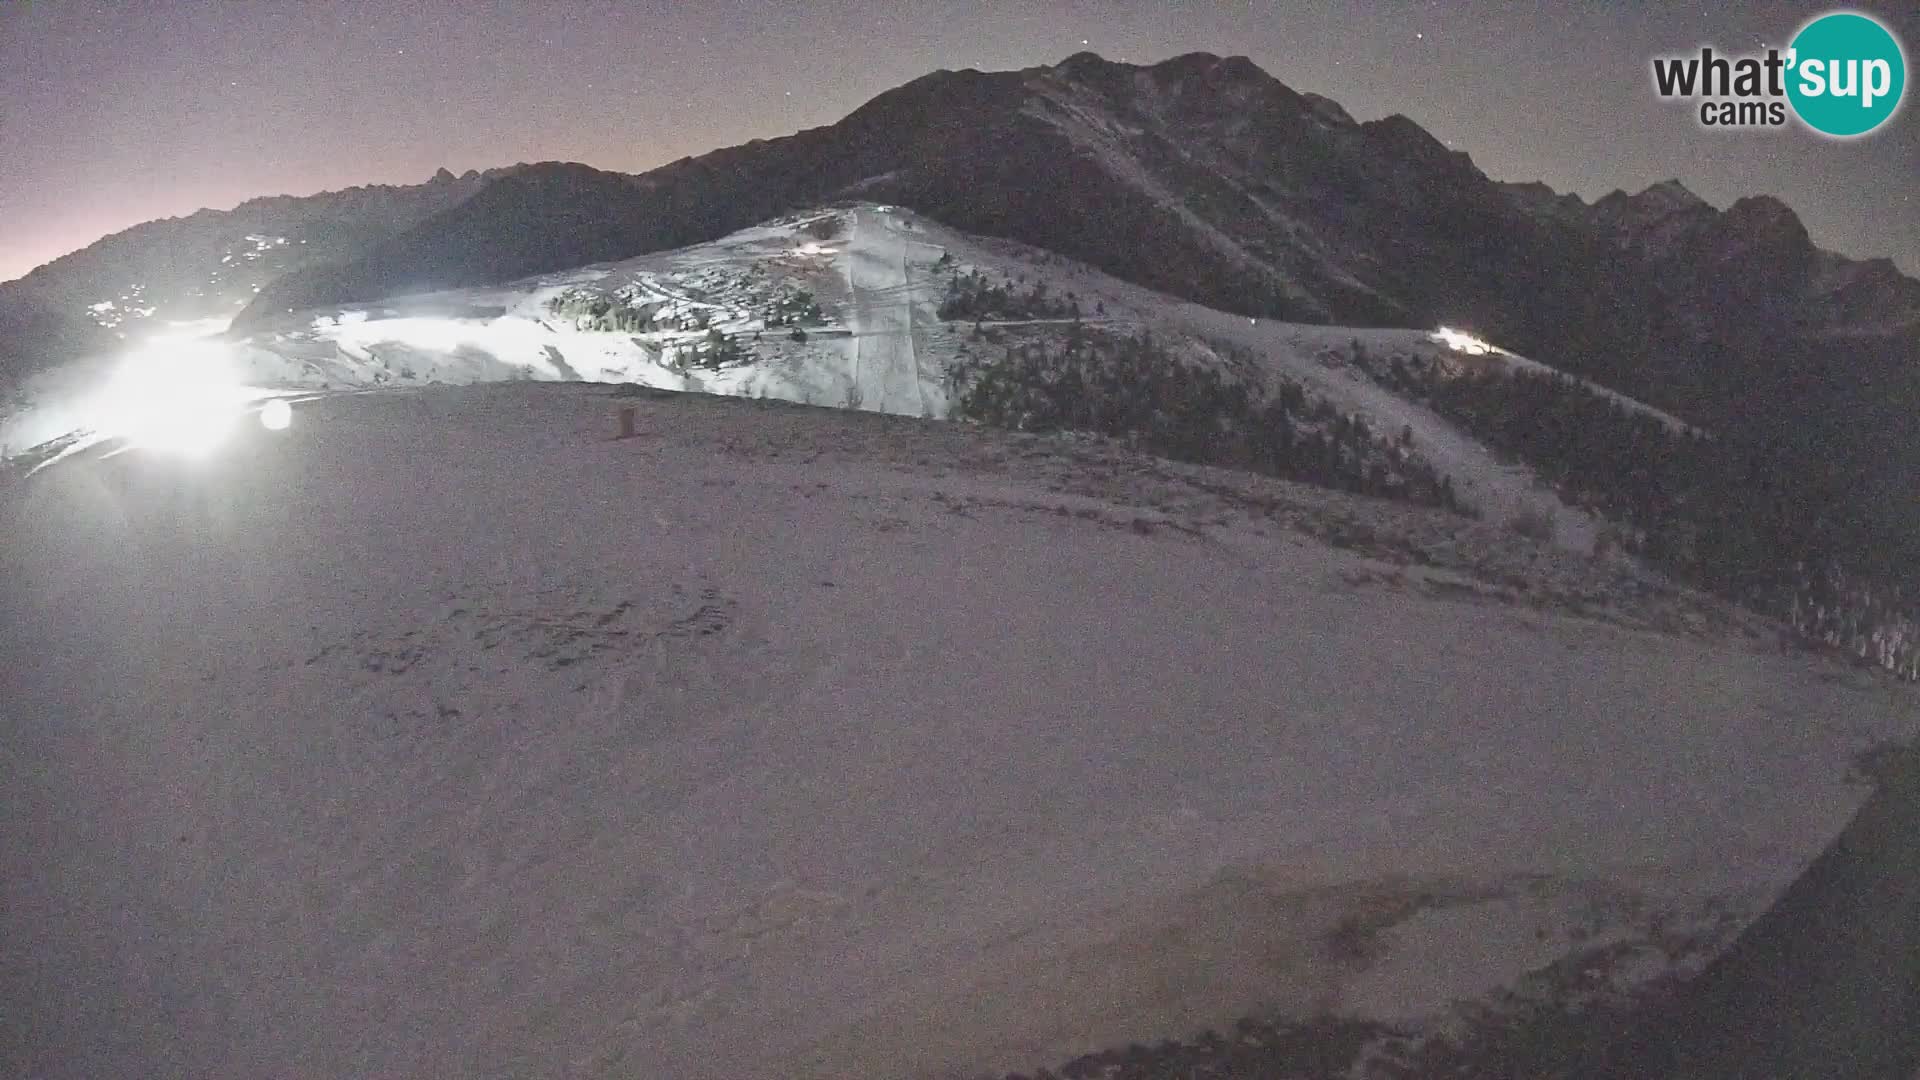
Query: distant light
[[152, 316, 236, 342], [1432, 326, 1495, 356], [260, 398, 293, 431]]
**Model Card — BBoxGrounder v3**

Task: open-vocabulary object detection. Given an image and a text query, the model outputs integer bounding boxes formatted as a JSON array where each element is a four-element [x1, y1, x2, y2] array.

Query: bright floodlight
[[1432, 326, 1495, 356], [259, 398, 292, 431], [93, 342, 248, 456]]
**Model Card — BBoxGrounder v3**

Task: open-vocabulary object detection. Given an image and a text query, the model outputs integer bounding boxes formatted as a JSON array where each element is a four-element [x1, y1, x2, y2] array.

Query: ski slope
[[841, 206, 939, 417], [4, 383, 1912, 1079], [1184, 312, 1611, 551]]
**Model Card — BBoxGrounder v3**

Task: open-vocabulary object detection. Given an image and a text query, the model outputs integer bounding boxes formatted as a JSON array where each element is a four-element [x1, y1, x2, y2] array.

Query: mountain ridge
[[353, 51, 1912, 370], [0, 169, 505, 376], [8, 53, 1915, 367]]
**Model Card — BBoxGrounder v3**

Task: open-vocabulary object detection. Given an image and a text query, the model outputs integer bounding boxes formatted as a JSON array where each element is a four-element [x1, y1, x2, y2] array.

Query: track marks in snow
[[309, 578, 745, 682]]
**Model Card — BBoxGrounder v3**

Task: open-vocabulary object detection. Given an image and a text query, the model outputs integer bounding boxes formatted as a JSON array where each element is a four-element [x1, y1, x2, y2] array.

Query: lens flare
[[259, 398, 293, 431]]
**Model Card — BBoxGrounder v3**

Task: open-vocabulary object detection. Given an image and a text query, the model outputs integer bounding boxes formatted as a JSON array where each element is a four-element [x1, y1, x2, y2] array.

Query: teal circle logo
[[1786, 11, 1906, 137]]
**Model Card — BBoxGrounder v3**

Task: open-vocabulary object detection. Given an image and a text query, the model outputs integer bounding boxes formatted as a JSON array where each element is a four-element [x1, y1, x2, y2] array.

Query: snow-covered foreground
[[2, 384, 1912, 1079]]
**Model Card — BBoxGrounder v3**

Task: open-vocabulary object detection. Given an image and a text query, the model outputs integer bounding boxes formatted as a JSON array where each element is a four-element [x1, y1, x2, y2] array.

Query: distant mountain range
[[0, 167, 494, 377], [6, 51, 1919, 505]]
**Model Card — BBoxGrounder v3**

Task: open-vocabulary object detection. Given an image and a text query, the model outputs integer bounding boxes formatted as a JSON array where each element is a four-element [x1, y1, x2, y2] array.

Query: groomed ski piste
[[4, 206, 1916, 1079]]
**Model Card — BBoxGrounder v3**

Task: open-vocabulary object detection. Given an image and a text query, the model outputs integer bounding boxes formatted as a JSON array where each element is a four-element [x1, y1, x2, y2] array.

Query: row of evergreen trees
[[1792, 563, 1920, 680], [545, 288, 657, 333], [946, 326, 1461, 512], [1356, 345, 1919, 678], [764, 289, 824, 327], [687, 328, 744, 371], [548, 288, 739, 335], [938, 269, 1087, 322]]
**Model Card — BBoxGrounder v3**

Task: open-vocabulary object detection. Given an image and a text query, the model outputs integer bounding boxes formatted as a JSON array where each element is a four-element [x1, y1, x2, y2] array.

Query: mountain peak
[[1594, 179, 1712, 224], [1500, 180, 1591, 218], [1056, 50, 1109, 72], [1048, 50, 1294, 112], [1145, 51, 1266, 83], [1049, 50, 1265, 82], [1721, 194, 1810, 251], [1726, 193, 1795, 221], [1050, 50, 1130, 90], [1362, 113, 1470, 173], [431, 167, 458, 184], [1299, 91, 1356, 127], [1638, 178, 1706, 211]]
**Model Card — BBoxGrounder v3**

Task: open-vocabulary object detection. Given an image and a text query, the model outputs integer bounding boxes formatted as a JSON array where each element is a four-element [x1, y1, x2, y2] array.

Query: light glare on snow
[[363, 316, 470, 353], [151, 316, 236, 342], [1432, 326, 1495, 356], [92, 341, 250, 457]]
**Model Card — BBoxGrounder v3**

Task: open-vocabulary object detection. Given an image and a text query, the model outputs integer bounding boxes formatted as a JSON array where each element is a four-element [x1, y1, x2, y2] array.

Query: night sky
[[2, 0, 1915, 283]]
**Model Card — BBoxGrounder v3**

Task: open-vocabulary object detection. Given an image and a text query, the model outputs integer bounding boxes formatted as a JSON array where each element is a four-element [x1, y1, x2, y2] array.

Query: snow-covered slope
[[5, 203, 1696, 557], [233, 205, 1680, 549], [904, 223, 1687, 554], [3, 383, 1912, 1079], [232, 207, 892, 406], [221, 205, 983, 416]]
